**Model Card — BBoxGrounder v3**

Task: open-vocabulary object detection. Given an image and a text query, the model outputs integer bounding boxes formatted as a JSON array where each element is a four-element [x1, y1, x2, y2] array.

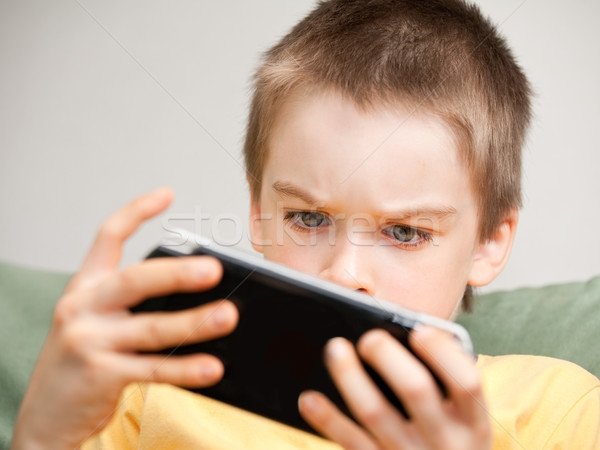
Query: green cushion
[[0, 262, 70, 449], [457, 275, 600, 379]]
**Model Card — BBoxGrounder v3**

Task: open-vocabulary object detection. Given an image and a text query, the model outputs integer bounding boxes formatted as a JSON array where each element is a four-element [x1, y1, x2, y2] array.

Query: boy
[[12, 0, 600, 448]]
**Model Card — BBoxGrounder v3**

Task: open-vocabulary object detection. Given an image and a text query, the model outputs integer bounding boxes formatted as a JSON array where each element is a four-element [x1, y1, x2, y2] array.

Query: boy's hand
[[299, 327, 491, 449], [11, 188, 239, 450]]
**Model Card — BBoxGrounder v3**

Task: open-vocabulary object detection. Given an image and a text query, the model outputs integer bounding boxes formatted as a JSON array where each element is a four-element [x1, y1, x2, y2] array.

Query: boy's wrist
[[12, 420, 82, 450]]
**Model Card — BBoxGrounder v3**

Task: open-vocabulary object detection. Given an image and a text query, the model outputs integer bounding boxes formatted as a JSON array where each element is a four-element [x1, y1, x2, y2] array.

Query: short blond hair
[[243, 0, 532, 309]]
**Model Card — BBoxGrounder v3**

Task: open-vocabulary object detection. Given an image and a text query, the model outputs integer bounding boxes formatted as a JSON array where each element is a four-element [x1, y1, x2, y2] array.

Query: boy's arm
[[11, 188, 239, 450], [299, 328, 491, 449]]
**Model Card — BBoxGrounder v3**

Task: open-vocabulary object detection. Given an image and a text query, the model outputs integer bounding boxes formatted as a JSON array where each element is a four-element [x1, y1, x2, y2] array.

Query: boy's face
[[250, 89, 511, 319]]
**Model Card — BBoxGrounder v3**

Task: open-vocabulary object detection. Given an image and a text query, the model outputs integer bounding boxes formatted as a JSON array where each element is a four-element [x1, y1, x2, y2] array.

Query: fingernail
[[415, 325, 445, 339], [410, 325, 432, 344], [192, 259, 215, 281], [326, 338, 349, 361], [298, 392, 318, 414], [412, 324, 431, 337], [211, 303, 232, 327], [202, 362, 219, 379], [152, 186, 172, 198], [359, 329, 386, 348]]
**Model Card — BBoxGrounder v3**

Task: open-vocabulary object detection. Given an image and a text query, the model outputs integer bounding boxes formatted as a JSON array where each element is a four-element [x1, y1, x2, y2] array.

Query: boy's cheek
[[261, 235, 323, 277], [362, 249, 470, 318]]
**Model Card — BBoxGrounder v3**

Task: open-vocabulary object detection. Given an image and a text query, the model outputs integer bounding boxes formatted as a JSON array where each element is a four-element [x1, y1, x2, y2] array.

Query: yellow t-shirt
[[82, 355, 600, 449], [478, 355, 600, 449]]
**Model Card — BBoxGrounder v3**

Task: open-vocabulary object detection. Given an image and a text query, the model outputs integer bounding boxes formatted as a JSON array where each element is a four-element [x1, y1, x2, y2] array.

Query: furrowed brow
[[272, 181, 320, 205], [385, 206, 457, 222]]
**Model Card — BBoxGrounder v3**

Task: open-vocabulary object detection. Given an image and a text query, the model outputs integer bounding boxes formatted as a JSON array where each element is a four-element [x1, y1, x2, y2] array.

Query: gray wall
[[1, 0, 599, 293]]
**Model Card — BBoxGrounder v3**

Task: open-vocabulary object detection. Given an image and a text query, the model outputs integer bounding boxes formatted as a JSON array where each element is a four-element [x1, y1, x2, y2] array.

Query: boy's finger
[[77, 187, 174, 283], [89, 255, 223, 312], [357, 329, 446, 426], [298, 390, 378, 450], [113, 300, 238, 352], [324, 337, 407, 448], [111, 352, 226, 388], [409, 326, 488, 425]]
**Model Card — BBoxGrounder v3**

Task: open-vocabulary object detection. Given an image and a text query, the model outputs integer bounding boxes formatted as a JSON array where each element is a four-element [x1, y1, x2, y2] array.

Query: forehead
[[263, 89, 473, 214]]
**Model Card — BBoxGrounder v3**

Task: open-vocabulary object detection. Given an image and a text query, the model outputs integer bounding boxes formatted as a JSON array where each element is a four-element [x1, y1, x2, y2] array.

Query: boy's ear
[[248, 178, 264, 254], [468, 209, 519, 287]]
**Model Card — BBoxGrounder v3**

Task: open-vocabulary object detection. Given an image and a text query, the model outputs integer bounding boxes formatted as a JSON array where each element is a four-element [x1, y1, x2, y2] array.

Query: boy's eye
[[285, 211, 328, 228], [390, 225, 418, 243], [384, 225, 432, 248], [299, 212, 326, 227]]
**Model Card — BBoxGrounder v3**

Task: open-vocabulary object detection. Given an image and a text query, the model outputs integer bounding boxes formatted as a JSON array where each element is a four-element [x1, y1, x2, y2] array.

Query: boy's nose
[[317, 243, 375, 295]]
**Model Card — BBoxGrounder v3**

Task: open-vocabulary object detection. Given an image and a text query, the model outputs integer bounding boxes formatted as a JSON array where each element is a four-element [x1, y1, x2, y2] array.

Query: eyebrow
[[271, 180, 457, 220], [384, 205, 457, 222], [272, 181, 321, 205]]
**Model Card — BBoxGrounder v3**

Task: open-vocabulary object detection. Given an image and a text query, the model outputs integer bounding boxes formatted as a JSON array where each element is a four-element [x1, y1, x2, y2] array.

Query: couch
[[1, 261, 598, 448]]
